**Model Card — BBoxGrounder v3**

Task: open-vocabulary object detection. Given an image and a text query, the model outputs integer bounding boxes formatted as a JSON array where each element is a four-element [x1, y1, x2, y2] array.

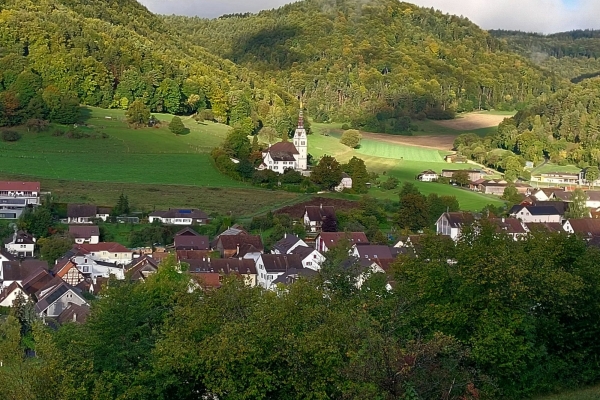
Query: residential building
[[530, 172, 579, 185], [509, 205, 563, 223], [334, 173, 353, 192], [490, 218, 528, 240], [315, 232, 369, 253], [436, 212, 474, 240], [69, 225, 100, 244], [214, 234, 264, 259], [67, 204, 102, 224], [0, 259, 48, 288], [563, 219, 600, 238], [271, 268, 318, 288], [57, 303, 90, 324], [173, 227, 209, 250], [272, 234, 307, 255], [4, 231, 36, 257], [72, 242, 133, 265], [0, 181, 41, 219], [0, 282, 27, 307], [149, 209, 209, 225], [186, 258, 257, 288], [289, 246, 325, 271], [71, 255, 126, 280], [351, 244, 395, 261], [54, 258, 86, 286], [441, 169, 483, 182], [34, 278, 88, 318], [416, 170, 439, 182], [255, 254, 303, 289], [126, 255, 159, 281], [303, 205, 336, 233]]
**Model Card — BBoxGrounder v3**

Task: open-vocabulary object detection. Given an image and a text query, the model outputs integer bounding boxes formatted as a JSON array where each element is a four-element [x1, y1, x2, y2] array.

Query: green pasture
[[532, 164, 582, 174]]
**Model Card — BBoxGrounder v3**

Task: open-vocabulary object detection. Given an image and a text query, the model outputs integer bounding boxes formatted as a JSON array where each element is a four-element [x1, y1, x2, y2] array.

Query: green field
[[532, 164, 582, 174]]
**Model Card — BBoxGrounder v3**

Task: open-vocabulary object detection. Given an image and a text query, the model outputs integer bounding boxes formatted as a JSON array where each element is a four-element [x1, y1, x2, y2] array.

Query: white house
[[436, 212, 473, 241], [417, 170, 439, 182], [303, 205, 336, 233], [255, 254, 303, 289], [0, 282, 27, 307], [73, 242, 133, 265], [315, 232, 369, 253], [0, 181, 41, 219], [509, 205, 562, 223], [335, 173, 353, 192], [259, 108, 308, 174], [69, 226, 100, 244], [290, 246, 325, 271], [71, 255, 125, 280], [272, 234, 307, 255], [34, 279, 88, 318], [4, 231, 36, 258], [149, 209, 209, 225]]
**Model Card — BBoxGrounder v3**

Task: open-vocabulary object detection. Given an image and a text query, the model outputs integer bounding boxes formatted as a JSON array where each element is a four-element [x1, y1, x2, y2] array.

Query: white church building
[[259, 108, 308, 174]]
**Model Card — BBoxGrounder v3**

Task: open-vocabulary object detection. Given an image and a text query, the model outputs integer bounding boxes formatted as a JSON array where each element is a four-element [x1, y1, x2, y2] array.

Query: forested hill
[[0, 0, 298, 128], [491, 30, 600, 82], [163, 0, 562, 132], [495, 77, 600, 166]]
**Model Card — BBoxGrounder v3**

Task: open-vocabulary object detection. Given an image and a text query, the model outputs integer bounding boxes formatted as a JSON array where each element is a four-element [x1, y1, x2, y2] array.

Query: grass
[[532, 164, 582, 174], [534, 384, 600, 400]]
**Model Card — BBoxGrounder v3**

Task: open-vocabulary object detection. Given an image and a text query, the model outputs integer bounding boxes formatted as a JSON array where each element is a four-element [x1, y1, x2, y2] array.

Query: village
[[2, 174, 600, 325]]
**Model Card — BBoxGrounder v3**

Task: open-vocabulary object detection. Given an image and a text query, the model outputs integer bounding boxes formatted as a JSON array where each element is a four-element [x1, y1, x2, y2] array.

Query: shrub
[[52, 129, 65, 137], [2, 130, 21, 142], [340, 129, 362, 148], [381, 177, 399, 190], [341, 123, 350, 130]]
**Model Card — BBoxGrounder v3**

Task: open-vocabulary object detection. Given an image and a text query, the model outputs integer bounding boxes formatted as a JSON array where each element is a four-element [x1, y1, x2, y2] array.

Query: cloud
[[137, 0, 600, 33]]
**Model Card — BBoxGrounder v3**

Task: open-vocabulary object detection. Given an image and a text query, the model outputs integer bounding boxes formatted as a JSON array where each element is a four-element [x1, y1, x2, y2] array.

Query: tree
[[310, 155, 343, 190], [340, 129, 362, 148], [342, 156, 369, 193], [396, 192, 429, 231], [380, 177, 399, 190], [114, 193, 130, 216], [322, 215, 338, 232], [168, 116, 189, 135], [223, 126, 251, 160], [38, 235, 74, 264], [426, 193, 459, 225], [18, 207, 53, 238], [502, 185, 523, 205], [566, 188, 589, 218], [586, 166, 600, 187], [126, 99, 150, 128], [452, 170, 470, 186]]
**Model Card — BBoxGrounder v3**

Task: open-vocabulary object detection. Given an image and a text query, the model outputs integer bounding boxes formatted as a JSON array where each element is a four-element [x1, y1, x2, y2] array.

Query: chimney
[[73, 313, 77, 323], [320, 203, 323, 210]]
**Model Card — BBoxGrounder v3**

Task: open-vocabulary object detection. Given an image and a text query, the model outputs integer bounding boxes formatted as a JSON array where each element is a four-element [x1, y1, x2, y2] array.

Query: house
[[67, 204, 110, 223], [394, 235, 422, 249], [315, 232, 369, 253], [214, 234, 264, 259], [173, 227, 209, 250], [530, 172, 579, 186], [126, 255, 159, 281], [351, 244, 394, 261], [34, 278, 87, 318], [271, 268, 318, 288], [444, 154, 467, 163], [72, 242, 133, 265], [303, 205, 336, 233], [334, 173, 353, 192], [69, 225, 100, 244], [289, 246, 325, 271], [441, 169, 483, 182], [57, 303, 90, 324], [585, 191, 600, 208], [477, 179, 509, 195], [436, 212, 474, 240], [0, 248, 15, 264], [417, 170, 439, 182], [4, 231, 36, 257], [580, 168, 600, 187], [71, 254, 126, 280], [258, 108, 308, 173], [272, 233, 307, 255], [531, 188, 563, 202], [21, 267, 53, 296], [525, 222, 565, 233], [149, 209, 209, 225], [490, 218, 528, 240], [54, 258, 86, 286], [0, 259, 48, 288], [563, 219, 600, 238], [234, 243, 263, 261], [255, 254, 303, 289], [0, 282, 27, 307], [185, 258, 257, 288], [509, 205, 563, 223], [0, 181, 41, 219]]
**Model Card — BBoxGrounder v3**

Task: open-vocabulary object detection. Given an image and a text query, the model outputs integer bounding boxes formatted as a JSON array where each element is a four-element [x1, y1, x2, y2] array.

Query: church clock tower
[[293, 104, 308, 171]]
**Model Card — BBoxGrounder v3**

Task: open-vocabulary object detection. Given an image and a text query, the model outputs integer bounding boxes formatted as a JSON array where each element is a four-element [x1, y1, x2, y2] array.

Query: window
[[306, 262, 312, 266], [83, 266, 89, 273], [301, 141, 305, 145]]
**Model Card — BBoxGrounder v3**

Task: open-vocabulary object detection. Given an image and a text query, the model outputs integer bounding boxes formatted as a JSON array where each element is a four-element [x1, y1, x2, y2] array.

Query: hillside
[[0, 0, 298, 130], [163, 0, 562, 133], [491, 30, 600, 82]]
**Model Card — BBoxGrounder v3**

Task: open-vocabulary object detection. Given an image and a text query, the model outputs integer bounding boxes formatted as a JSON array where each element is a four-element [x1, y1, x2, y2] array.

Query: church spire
[[297, 100, 304, 129]]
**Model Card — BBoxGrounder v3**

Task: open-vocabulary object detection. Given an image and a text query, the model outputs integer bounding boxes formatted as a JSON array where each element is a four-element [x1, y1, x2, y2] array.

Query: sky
[[138, 0, 600, 34]]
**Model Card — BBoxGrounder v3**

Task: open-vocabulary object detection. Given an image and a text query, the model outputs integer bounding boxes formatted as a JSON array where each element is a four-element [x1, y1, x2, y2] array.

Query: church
[[258, 108, 308, 174]]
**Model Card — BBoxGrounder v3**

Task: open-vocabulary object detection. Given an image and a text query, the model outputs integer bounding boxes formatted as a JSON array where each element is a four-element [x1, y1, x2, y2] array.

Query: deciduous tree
[[310, 155, 343, 190]]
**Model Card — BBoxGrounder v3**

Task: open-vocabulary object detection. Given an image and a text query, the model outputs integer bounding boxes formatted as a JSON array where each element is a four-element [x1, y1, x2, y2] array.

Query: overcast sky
[[138, 0, 599, 34]]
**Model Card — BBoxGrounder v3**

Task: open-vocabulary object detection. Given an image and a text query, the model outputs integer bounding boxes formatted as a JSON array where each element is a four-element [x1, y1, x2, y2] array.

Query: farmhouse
[[149, 209, 209, 225], [0, 181, 41, 219], [417, 170, 439, 182], [441, 169, 483, 182], [259, 108, 308, 173]]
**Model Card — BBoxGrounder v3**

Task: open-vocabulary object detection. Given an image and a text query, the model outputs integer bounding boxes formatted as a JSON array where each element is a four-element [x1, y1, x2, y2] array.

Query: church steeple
[[293, 101, 307, 171]]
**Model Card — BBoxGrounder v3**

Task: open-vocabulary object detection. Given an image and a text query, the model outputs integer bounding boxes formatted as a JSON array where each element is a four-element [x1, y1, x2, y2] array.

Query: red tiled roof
[[268, 141, 299, 155], [74, 242, 131, 253], [304, 205, 336, 222], [217, 234, 264, 252], [318, 232, 369, 248], [0, 181, 40, 192]]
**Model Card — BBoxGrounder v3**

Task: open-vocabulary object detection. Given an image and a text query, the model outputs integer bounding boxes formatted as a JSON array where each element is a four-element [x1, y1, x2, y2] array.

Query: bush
[[198, 109, 215, 122], [340, 129, 362, 148], [2, 130, 22, 142], [381, 177, 399, 190], [341, 123, 350, 130], [52, 129, 65, 137]]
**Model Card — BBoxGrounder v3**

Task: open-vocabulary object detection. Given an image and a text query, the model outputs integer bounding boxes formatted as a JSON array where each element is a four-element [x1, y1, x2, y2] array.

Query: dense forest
[[163, 0, 562, 133], [4, 227, 600, 399], [0, 0, 301, 132], [491, 29, 600, 81]]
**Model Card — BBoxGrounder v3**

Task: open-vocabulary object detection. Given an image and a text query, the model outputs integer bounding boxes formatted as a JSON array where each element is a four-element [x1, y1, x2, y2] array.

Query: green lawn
[[534, 384, 600, 400], [532, 164, 582, 174]]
